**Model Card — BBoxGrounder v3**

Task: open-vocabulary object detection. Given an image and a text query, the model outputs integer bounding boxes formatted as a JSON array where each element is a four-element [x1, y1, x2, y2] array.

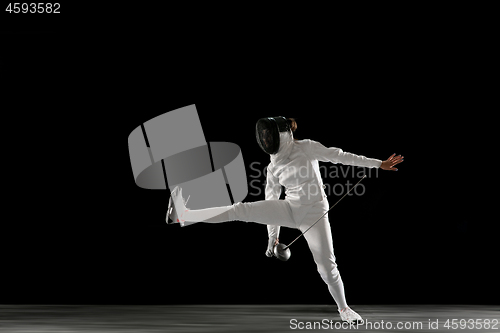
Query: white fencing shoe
[[339, 306, 363, 323], [166, 186, 190, 226]]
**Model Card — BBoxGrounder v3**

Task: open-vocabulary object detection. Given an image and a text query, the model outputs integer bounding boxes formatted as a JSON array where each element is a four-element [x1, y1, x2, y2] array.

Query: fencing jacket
[[265, 131, 382, 237]]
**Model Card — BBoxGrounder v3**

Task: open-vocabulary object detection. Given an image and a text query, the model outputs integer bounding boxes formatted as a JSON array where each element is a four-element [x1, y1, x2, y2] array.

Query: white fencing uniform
[[177, 131, 381, 310]]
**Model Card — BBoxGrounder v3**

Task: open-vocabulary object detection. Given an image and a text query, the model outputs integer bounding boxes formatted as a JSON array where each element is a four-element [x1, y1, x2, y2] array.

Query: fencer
[[166, 116, 404, 323]]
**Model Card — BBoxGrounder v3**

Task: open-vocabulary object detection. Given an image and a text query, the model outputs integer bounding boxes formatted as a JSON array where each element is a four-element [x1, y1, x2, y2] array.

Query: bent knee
[[318, 264, 341, 283]]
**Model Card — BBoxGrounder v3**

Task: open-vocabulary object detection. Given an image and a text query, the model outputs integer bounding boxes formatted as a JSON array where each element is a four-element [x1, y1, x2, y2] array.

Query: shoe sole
[[341, 318, 363, 324], [166, 187, 179, 224]]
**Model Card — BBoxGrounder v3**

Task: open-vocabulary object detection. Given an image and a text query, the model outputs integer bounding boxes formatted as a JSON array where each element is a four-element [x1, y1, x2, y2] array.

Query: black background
[[1, 5, 496, 305]]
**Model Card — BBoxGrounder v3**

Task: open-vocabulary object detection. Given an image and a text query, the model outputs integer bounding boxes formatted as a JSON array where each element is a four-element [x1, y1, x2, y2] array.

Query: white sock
[[183, 206, 233, 223]]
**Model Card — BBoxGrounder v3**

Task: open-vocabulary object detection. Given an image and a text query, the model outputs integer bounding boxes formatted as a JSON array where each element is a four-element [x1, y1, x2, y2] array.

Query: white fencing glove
[[265, 225, 280, 257]]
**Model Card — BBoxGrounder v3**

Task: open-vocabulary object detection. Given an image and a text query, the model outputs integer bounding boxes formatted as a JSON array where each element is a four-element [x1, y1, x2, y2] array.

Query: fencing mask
[[255, 116, 291, 155]]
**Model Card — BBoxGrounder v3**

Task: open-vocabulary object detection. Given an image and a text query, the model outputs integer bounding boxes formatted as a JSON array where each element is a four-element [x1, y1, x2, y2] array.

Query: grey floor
[[0, 304, 498, 332]]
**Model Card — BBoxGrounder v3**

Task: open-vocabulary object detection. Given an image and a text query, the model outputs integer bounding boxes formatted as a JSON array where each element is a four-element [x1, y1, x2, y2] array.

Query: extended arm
[[307, 140, 403, 170], [307, 140, 382, 168]]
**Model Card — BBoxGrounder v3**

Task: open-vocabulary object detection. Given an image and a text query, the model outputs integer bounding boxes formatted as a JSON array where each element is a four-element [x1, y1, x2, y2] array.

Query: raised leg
[[168, 186, 296, 228]]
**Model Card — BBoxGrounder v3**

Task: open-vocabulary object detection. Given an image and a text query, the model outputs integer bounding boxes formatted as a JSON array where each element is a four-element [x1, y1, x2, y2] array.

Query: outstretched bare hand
[[380, 154, 404, 171]]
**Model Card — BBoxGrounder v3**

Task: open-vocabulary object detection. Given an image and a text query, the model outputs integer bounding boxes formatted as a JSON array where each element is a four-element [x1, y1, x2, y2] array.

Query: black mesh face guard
[[255, 117, 290, 154]]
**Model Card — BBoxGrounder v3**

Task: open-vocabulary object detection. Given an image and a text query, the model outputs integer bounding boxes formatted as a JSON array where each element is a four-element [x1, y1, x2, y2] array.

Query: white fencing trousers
[[181, 199, 348, 310]]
